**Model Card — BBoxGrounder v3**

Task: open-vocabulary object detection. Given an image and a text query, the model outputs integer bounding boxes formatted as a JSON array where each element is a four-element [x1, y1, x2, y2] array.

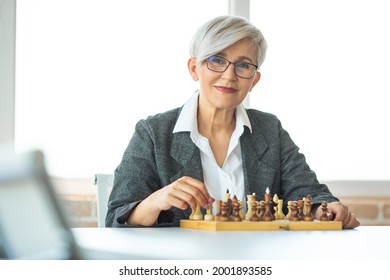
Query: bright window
[[15, 0, 390, 181], [249, 0, 390, 180], [15, 0, 228, 178]]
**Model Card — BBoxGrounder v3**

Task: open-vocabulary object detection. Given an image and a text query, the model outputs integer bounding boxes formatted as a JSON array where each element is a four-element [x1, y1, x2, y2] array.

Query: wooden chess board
[[180, 219, 342, 231]]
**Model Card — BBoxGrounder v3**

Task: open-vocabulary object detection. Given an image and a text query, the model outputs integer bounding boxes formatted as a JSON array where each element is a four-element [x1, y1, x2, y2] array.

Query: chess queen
[[106, 15, 360, 230]]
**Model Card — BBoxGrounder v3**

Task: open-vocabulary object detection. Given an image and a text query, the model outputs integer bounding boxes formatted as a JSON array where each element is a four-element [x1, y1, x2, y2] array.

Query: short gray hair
[[189, 15, 267, 67]]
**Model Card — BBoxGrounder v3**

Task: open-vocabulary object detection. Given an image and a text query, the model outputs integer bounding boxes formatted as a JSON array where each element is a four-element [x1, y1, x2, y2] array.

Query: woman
[[106, 15, 359, 229]]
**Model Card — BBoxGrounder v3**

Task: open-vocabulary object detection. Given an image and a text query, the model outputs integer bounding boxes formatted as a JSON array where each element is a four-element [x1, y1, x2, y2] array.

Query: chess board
[[180, 219, 342, 231]]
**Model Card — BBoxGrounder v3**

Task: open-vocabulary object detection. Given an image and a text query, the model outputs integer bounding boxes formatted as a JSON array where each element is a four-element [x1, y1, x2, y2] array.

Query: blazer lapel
[[170, 132, 203, 182], [169, 132, 204, 217], [240, 127, 276, 195]]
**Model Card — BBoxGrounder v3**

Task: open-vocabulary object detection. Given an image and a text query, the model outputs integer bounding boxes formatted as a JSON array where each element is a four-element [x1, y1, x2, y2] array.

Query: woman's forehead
[[218, 39, 258, 61]]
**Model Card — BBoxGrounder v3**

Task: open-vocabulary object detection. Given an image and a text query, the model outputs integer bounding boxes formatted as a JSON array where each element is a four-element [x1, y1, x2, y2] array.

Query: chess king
[[106, 15, 360, 229]]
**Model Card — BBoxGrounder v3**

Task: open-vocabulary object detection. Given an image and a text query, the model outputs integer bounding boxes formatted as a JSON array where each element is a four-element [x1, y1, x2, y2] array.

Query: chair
[[93, 174, 114, 227]]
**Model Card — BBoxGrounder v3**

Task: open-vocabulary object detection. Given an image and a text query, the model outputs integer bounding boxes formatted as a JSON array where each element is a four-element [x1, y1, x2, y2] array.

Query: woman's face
[[188, 39, 261, 113]]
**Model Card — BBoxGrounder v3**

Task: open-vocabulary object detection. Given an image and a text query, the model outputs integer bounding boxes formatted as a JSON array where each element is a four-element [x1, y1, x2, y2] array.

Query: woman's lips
[[215, 86, 237, 93]]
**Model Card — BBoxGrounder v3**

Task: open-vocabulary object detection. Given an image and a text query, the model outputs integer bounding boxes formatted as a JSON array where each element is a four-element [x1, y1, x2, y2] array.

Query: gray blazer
[[106, 107, 338, 227]]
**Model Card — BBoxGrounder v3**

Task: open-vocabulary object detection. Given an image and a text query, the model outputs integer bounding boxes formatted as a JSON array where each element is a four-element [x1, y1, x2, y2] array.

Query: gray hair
[[189, 15, 267, 67]]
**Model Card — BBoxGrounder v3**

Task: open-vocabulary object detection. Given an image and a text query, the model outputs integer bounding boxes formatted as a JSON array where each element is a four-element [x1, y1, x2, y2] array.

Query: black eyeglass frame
[[205, 55, 259, 79]]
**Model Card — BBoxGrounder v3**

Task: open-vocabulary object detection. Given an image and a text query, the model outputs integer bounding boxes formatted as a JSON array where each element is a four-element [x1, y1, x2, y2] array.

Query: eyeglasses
[[205, 55, 258, 79]]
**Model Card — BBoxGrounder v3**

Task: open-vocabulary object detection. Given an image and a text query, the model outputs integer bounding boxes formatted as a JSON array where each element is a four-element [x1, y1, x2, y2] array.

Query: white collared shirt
[[173, 92, 252, 214]]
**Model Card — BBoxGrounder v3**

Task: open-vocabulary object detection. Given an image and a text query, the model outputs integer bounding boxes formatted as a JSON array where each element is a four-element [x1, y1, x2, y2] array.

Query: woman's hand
[[127, 176, 214, 226], [149, 176, 214, 212], [315, 202, 360, 229]]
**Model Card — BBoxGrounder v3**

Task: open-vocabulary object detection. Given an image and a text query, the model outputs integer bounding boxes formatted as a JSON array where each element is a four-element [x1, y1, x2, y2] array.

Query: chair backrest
[[93, 174, 114, 227]]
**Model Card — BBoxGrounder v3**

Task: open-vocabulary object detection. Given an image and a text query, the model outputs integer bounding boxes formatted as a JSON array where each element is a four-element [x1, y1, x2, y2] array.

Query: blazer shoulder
[[246, 109, 281, 129], [145, 107, 181, 123], [137, 107, 181, 137]]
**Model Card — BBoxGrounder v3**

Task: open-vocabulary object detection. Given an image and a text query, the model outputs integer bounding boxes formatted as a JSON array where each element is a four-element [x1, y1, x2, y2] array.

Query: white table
[[72, 226, 390, 260]]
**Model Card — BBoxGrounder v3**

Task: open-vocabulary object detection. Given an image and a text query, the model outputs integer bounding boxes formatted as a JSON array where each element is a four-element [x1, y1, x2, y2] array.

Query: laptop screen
[[0, 150, 79, 259]]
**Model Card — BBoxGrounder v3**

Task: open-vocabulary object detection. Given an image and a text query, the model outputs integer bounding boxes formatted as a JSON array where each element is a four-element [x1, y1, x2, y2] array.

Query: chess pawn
[[288, 201, 300, 221], [192, 202, 203, 220], [320, 201, 329, 221], [303, 194, 314, 221], [204, 204, 214, 221]]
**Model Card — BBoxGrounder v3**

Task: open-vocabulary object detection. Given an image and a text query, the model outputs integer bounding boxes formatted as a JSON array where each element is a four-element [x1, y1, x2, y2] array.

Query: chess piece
[[303, 194, 314, 221], [276, 199, 285, 220], [231, 195, 238, 206], [214, 200, 222, 221], [245, 193, 256, 220], [250, 200, 260, 221], [238, 200, 245, 220], [262, 188, 274, 221], [219, 201, 230, 221], [288, 201, 300, 221], [231, 200, 242, 222], [225, 189, 232, 216], [273, 194, 285, 220], [189, 206, 195, 220], [257, 201, 265, 220], [273, 194, 280, 219], [286, 201, 293, 219], [320, 201, 329, 221], [192, 202, 203, 220], [204, 204, 214, 221], [297, 199, 305, 220]]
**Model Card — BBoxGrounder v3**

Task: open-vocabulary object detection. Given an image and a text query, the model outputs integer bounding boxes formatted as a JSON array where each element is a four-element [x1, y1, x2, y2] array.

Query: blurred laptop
[[0, 149, 129, 260]]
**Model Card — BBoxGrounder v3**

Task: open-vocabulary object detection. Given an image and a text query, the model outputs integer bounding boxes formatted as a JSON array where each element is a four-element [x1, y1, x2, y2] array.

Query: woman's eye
[[236, 63, 250, 69], [209, 56, 225, 64]]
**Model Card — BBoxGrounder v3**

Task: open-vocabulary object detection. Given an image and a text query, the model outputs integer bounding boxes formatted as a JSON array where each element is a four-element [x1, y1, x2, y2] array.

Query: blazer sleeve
[[105, 119, 175, 227], [278, 120, 339, 205]]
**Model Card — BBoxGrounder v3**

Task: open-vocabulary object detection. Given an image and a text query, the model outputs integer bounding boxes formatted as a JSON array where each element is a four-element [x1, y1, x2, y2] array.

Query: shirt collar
[[173, 91, 252, 134]]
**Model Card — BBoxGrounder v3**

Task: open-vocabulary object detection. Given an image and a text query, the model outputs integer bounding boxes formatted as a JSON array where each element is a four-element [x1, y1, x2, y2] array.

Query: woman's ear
[[249, 71, 261, 92], [187, 57, 199, 81]]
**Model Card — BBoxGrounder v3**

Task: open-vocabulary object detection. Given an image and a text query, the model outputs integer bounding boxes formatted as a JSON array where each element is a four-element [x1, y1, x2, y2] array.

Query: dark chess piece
[[262, 188, 274, 221], [257, 201, 265, 220], [320, 201, 329, 221], [297, 199, 305, 220], [231, 200, 242, 222], [288, 201, 300, 221], [219, 201, 230, 221], [250, 201, 260, 221]]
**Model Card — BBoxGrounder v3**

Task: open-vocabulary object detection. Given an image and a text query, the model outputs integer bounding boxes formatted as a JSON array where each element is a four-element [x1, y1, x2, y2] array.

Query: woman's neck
[[197, 106, 236, 138]]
